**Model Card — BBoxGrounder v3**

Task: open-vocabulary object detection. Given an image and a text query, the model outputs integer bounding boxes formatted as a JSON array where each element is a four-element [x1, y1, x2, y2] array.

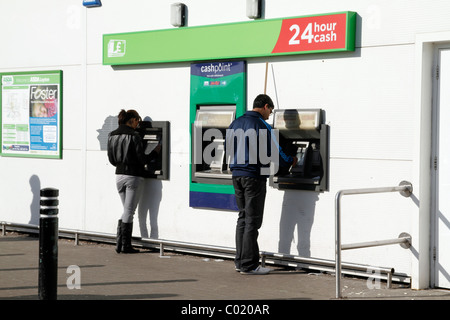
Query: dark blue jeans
[[232, 176, 267, 272]]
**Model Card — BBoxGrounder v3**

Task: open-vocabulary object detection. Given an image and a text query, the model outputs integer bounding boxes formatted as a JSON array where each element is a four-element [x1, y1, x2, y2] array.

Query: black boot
[[115, 220, 122, 253], [121, 222, 140, 254]]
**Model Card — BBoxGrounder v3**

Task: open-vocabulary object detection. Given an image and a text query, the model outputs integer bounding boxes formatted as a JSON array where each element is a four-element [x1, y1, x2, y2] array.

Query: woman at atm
[[107, 109, 145, 254]]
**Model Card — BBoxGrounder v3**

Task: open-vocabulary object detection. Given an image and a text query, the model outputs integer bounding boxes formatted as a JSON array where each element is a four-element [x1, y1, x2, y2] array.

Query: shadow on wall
[[138, 179, 162, 239], [29, 175, 41, 225], [97, 116, 118, 151], [278, 190, 319, 257]]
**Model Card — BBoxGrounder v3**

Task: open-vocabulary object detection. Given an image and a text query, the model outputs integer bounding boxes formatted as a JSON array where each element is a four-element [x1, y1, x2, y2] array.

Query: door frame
[[431, 44, 450, 288], [412, 33, 450, 290]]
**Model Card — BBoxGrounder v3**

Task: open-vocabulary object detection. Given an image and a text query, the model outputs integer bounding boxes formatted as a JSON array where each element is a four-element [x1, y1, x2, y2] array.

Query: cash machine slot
[[194, 138, 230, 179], [271, 109, 328, 191], [138, 120, 170, 180], [191, 105, 235, 184]]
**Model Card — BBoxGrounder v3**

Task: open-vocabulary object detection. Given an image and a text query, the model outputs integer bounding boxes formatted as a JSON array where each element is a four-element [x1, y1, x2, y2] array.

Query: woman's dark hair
[[117, 109, 141, 125]]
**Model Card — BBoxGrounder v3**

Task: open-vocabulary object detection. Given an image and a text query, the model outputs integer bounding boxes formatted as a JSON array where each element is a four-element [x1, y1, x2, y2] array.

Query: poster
[[1, 70, 62, 158]]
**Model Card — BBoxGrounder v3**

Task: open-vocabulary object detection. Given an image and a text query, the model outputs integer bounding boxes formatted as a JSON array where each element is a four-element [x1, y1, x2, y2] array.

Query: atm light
[[171, 3, 187, 27], [247, 0, 262, 19]]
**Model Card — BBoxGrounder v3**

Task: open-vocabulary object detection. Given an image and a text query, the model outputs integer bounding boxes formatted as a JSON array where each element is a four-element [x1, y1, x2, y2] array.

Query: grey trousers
[[116, 175, 144, 223]]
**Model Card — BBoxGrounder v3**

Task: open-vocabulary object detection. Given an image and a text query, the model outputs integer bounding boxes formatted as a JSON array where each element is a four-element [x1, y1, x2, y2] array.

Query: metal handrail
[[2, 220, 406, 285], [335, 180, 413, 299]]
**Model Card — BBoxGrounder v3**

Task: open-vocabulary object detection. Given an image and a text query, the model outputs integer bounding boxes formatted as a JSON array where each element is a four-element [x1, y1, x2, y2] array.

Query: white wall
[[3, 0, 450, 285]]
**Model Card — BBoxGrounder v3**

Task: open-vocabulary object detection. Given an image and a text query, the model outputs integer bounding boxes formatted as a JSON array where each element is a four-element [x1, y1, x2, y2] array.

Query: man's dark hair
[[253, 94, 274, 109]]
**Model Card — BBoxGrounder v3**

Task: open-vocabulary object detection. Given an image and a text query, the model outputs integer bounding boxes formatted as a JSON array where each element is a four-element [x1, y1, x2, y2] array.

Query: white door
[[434, 47, 450, 288]]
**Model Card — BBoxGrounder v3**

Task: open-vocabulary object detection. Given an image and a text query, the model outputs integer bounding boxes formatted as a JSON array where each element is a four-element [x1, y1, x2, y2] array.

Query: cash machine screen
[[192, 105, 236, 180], [195, 105, 235, 128], [143, 134, 160, 155], [273, 109, 320, 131]]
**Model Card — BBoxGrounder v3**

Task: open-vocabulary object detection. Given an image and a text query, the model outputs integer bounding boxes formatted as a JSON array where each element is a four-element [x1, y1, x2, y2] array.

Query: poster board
[[0, 70, 62, 159]]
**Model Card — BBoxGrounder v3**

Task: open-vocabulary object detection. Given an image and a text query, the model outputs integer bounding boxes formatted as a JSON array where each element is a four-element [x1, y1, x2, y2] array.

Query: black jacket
[[107, 124, 146, 177]]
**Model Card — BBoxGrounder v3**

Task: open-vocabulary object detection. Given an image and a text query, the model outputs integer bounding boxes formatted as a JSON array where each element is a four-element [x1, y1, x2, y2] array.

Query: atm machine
[[271, 109, 329, 191], [137, 120, 170, 180], [189, 60, 246, 210], [191, 105, 235, 185]]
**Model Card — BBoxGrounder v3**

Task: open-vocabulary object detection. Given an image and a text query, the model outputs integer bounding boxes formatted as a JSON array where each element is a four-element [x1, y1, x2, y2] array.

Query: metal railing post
[[335, 191, 343, 299], [335, 181, 413, 299], [160, 243, 164, 257]]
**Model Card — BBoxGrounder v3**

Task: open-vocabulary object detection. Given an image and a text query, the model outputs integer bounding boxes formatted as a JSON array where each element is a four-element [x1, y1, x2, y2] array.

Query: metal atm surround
[[271, 108, 329, 192], [138, 120, 170, 180], [191, 105, 236, 185]]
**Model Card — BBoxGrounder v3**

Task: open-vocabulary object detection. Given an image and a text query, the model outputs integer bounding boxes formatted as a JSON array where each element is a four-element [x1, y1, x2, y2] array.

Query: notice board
[[0, 70, 62, 159]]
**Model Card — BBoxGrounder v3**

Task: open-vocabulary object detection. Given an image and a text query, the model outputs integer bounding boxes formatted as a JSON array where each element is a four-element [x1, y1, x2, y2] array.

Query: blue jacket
[[225, 111, 293, 179]]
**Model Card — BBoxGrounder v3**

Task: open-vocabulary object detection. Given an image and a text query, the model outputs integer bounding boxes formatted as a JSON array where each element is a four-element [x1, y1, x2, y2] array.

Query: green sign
[[189, 61, 246, 210], [0, 70, 63, 159], [103, 11, 356, 65]]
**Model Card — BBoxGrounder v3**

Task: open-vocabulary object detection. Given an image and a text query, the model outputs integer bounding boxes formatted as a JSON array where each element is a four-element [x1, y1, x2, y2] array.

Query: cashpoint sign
[[103, 11, 356, 65], [189, 61, 246, 211]]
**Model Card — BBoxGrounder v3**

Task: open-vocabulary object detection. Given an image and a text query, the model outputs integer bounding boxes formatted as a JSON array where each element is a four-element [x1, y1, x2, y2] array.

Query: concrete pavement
[[1, 231, 450, 314]]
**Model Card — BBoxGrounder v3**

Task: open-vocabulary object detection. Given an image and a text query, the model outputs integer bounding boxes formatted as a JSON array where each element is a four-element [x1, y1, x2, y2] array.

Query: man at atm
[[225, 94, 297, 275]]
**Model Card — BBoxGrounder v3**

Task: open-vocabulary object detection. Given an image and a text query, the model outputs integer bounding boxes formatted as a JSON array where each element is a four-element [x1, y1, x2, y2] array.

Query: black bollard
[[38, 188, 59, 300]]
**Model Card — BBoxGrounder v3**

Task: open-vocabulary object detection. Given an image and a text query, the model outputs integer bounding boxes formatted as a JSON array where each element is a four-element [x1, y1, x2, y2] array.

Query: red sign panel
[[272, 13, 348, 54]]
